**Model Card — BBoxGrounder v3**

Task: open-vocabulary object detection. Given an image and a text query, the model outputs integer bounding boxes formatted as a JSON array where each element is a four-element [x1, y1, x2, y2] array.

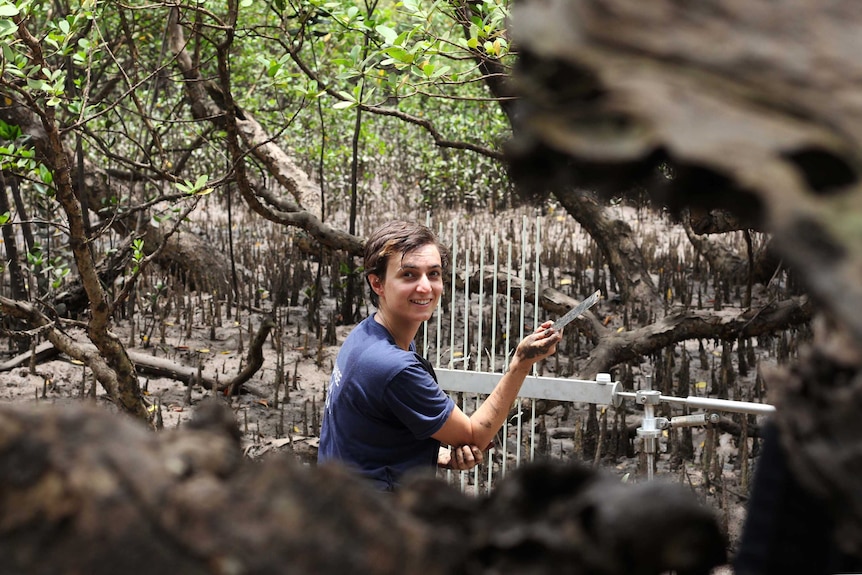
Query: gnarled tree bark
[[508, 0, 862, 554], [0, 400, 726, 575], [4, 20, 147, 420]]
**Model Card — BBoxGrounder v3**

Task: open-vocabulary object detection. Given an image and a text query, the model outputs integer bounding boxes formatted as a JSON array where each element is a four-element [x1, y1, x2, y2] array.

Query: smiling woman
[[368, 241, 445, 349], [318, 220, 562, 491]]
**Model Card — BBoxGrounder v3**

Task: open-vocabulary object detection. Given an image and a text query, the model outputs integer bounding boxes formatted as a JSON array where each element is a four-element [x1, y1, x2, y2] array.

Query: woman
[[318, 220, 562, 491]]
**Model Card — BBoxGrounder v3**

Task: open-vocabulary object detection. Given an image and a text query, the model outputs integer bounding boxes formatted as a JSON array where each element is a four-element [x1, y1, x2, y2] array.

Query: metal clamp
[[612, 373, 773, 480]]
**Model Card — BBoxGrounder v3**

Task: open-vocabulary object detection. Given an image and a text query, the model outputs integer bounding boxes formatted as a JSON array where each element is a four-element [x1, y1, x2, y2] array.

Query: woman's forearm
[[432, 322, 559, 449], [467, 363, 532, 448]]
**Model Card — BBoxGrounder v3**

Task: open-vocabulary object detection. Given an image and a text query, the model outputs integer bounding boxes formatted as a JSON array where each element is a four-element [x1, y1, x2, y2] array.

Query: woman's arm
[[432, 321, 561, 450]]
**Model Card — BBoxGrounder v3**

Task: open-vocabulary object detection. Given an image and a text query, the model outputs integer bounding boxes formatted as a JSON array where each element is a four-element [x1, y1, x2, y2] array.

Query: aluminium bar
[[436, 369, 622, 406], [614, 391, 775, 416]]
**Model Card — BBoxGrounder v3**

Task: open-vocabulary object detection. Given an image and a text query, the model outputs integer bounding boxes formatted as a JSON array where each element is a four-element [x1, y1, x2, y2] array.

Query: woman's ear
[[368, 273, 384, 296]]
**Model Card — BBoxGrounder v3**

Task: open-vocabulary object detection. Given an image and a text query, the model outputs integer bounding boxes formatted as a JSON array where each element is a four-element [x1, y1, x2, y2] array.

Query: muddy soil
[[0, 205, 769, 574]]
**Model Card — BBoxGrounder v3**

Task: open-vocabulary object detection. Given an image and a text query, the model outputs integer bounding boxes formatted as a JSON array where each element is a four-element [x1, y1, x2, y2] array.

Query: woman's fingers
[[471, 445, 484, 465], [450, 445, 484, 470], [516, 327, 561, 361], [436, 448, 452, 469]]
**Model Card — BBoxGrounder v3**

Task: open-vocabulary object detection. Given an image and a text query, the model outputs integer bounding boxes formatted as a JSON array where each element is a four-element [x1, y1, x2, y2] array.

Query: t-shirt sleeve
[[383, 362, 455, 440]]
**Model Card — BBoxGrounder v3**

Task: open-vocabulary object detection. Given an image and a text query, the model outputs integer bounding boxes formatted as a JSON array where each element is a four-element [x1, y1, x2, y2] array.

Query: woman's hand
[[511, 321, 561, 372], [437, 444, 484, 470]]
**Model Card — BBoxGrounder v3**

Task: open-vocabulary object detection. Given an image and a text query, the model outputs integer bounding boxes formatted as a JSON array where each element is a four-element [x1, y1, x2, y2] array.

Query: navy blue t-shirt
[[318, 315, 455, 490]]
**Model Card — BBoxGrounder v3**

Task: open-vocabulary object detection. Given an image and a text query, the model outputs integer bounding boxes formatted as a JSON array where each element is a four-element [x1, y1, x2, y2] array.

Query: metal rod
[[423, 211, 432, 358], [446, 222, 457, 484], [449, 220, 457, 370], [490, 233, 498, 374], [516, 217, 527, 467], [615, 390, 775, 416], [434, 223, 443, 370], [489, 232, 498, 491], [463, 248, 469, 368], [643, 375, 656, 481], [530, 216, 540, 461], [478, 236, 485, 373], [477, 237, 486, 492], [670, 413, 721, 428], [474, 395, 480, 491], [681, 396, 775, 416], [461, 248, 470, 492], [503, 241, 512, 477]]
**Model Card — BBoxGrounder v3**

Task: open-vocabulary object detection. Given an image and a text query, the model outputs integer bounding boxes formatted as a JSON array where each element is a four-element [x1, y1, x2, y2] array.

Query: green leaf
[[266, 60, 281, 78], [0, 3, 19, 17], [27, 249, 43, 266], [0, 119, 21, 140], [336, 90, 355, 102], [26, 78, 49, 92], [430, 64, 451, 79], [376, 25, 397, 45], [38, 164, 53, 184], [0, 211, 9, 225], [333, 100, 355, 110], [383, 46, 412, 64], [0, 19, 18, 37]]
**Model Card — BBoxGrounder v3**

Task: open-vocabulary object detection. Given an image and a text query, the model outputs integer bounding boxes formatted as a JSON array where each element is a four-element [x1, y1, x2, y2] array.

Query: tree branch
[[0, 296, 122, 403], [11, 16, 148, 420], [283, 34, 505, 161], [580, 296, 813, 377], [167, 9, 365, 256]]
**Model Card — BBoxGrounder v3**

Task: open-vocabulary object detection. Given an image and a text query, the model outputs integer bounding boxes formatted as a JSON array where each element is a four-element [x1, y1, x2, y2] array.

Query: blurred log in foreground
[[0, 401, 725, 575], [506, 0, 862, 556]]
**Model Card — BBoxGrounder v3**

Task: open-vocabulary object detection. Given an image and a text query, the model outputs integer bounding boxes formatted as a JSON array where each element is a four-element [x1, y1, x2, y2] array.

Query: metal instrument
[[551, 289, 601, 331]]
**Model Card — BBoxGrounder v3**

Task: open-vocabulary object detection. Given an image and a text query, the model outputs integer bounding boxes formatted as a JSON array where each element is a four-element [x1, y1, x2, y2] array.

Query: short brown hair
[[363, 220, 449, 307]]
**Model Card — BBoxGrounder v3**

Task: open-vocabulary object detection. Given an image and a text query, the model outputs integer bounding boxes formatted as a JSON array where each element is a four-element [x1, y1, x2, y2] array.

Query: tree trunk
[[508, 0, 862, 553], [0, 400, 726, 575], [555, 187, 661, 306], [0, 173, 29, 352], [1, 21, 147, 419]]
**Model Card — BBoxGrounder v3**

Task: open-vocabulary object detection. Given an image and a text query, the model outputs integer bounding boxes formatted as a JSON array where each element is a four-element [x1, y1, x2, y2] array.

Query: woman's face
[[370, 243, 444, 325]]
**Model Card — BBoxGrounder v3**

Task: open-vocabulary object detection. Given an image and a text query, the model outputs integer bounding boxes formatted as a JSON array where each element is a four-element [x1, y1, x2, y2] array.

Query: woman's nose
[[417, 275, 432, 291]]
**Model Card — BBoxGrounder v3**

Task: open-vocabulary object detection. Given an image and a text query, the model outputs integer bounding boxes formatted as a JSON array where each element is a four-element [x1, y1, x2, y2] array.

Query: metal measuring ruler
[[552, 289, 601, 330]]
